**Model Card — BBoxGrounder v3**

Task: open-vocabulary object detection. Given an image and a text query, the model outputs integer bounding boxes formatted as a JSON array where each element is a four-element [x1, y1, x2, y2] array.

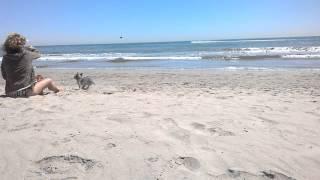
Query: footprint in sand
[[8, 123, 30, 132], [143, 112, 156, 118], [213, 169, 259, 179], [260, 170, 296, 180], [26, 155, 102, 179], [38, 155, 96, 172], [175, 156, 201, 171], [104, 143, 117, 150], [102, 91, 114, 95], [156, 156, 201, 180], [257, 116, 279, 125], [212, 169, 296, 180], [191, 122, 206, 130], [190, 122, 235, 136], [146, 156, 159, 163], [216, 96, 233, 100], [207, 127, 235, 136], [162, 118, 191, 143]]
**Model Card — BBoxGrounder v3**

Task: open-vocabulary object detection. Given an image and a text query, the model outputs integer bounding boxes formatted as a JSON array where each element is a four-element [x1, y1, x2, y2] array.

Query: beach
[[0, 69, 319, 179]]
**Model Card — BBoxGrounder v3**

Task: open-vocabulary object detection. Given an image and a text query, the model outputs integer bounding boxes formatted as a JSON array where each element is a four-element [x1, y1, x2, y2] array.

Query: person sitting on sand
[[1, 33, 61, 97]]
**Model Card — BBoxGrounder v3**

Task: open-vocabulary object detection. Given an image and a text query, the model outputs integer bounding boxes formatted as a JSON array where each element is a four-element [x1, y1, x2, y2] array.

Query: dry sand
[[0, 69, 320, 180]]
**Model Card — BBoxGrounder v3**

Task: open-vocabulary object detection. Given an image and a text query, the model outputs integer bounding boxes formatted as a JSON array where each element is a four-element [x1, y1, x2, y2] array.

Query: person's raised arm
[[24, 46, 41, 60]]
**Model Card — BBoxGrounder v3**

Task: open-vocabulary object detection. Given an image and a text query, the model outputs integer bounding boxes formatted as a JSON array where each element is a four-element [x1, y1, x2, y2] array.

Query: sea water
[[2, 36, 320, 69]]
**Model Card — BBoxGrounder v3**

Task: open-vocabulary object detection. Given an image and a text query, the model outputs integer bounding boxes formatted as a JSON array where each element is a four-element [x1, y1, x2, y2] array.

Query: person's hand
[[25, 46, 39, 52], [36, 75, 44, 82]]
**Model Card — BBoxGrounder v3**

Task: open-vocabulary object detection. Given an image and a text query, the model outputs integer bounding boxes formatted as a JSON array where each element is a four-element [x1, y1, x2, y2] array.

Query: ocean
[[2, 36, 320, 69]]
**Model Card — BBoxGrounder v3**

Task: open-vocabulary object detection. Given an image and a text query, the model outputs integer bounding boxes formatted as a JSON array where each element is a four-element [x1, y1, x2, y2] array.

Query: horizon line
[[33, 35, 320, 47]]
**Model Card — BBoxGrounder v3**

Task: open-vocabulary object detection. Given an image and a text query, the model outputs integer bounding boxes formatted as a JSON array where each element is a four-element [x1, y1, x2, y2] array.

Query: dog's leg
[[77, 80, 81, 89]]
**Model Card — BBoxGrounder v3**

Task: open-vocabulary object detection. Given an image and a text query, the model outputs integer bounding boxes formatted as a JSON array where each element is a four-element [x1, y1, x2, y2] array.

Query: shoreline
[[31, 58, 320, 70]]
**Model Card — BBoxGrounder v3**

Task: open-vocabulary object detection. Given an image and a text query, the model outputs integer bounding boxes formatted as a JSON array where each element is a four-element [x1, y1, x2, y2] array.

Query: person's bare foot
[[54, 87, 63, 93]]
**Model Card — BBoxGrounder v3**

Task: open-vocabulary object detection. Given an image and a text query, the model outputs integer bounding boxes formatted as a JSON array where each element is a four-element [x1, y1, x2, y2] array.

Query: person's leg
[[32, 78, 60, 95]]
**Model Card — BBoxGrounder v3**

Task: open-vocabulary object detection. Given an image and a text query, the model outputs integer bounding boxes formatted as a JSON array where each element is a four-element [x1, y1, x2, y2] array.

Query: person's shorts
[[6, 85, 34, 98]]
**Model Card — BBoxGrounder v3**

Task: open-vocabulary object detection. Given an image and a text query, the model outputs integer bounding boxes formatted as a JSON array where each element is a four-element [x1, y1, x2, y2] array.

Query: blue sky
[[1, 0, 320, 45]]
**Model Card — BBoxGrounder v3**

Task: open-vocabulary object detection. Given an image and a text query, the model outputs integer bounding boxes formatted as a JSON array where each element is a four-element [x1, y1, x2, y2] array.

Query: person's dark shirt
[[1, 48, 40, 94]]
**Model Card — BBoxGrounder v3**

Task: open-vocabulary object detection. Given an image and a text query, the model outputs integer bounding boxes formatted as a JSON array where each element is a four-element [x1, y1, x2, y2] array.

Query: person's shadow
[[0, 93, 50, 98]]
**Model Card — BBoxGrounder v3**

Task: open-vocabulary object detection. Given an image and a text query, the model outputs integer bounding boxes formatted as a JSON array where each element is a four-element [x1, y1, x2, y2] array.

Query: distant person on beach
[[1, 33, 61, 97]]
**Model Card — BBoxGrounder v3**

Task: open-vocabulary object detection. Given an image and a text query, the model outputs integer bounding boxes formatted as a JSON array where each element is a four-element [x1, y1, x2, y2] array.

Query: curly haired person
[[1, 33, 61, 97]]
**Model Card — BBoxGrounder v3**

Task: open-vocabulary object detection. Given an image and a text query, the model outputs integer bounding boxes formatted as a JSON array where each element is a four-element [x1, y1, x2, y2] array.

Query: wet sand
[[0, 69, 319, 179]]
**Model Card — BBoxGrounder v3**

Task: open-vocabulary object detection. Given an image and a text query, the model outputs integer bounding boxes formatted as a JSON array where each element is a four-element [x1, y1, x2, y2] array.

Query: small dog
[[74, 72, 95, 90]]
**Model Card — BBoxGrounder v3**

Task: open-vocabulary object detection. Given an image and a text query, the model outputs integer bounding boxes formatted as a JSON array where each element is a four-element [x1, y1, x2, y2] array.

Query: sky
[[1, 0, 320, 45]]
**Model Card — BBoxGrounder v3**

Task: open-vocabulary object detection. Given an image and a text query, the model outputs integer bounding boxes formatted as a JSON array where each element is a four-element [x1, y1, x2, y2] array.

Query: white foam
[[282, 54, 320, 59], [191, 39, 294, 44], [115, 56, 202, 60], [38, 54, 202, 61], [199, 46, 320, 58], [39, 56, 108, 61], [222, 67, 273, 71], [191, 40, 224, 44], [230, 46, 320, 54]]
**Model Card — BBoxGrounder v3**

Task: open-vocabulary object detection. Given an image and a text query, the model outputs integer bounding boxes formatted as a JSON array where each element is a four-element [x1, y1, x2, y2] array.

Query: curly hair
[[2, 33, 26, 54]]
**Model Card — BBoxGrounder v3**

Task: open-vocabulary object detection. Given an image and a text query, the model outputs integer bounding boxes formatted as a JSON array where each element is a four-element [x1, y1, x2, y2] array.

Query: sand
[[0, 69, 319, 180]]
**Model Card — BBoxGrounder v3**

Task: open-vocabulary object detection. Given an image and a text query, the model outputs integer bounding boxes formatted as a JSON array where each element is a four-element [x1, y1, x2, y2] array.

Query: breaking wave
[[1, 46, 320, 62], [200, 46, 320, 60], [191, 39, 295, 44], [38, 54, 202, 61]]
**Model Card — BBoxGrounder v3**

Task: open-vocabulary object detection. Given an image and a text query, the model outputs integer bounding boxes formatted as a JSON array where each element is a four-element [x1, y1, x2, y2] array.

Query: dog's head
[[74, 72, 83, 80]]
